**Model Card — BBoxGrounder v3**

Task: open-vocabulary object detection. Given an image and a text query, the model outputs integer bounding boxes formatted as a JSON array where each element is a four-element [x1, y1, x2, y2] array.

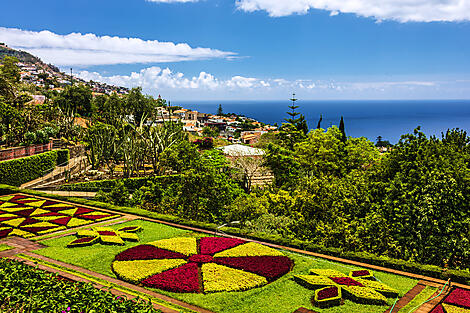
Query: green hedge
[[1, 184, 469, 285], [59, 174, 182, 192], [0, 151, 60, 186], [0, 258, 160, 313], [56, 149, 70, 166]]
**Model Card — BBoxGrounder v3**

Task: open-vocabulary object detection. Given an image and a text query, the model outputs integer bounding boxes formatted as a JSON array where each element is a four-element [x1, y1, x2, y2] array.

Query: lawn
[[35, 219, 418, 313], [0, 243, 13, 252]]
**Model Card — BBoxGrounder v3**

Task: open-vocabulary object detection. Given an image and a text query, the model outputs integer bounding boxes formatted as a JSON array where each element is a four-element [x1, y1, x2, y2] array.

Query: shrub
[[56, 149, 70, 166], [0, 151, 59, 186], [0, 258, 160, 313], [24, 131, 36, 146], [60, 175, 181, 192]]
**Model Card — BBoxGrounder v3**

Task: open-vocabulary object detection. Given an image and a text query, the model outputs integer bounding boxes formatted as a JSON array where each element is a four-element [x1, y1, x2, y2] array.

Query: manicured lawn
[[0, 243, 13, 252], [35, 220, 418, 313]]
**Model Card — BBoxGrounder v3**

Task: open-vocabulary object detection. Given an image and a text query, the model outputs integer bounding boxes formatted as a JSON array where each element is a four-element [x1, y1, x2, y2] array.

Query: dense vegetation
[[0, 258, 159, 313], [1, 55, 469, 271], [93, 122, 470, 270]]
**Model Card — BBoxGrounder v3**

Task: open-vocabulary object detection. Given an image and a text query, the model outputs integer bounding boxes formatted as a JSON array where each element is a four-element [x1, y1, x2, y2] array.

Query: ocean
[[177, 100, 470, 144]]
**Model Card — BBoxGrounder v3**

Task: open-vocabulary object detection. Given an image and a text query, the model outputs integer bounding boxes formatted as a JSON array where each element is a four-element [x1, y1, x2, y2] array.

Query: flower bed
[[444, 288, 470, 308], [295, 268, 396, 307], [442, 303, 470, 313], [68, 226, 139, 247], [431, 305, 446, 313], [329, 276, 364, 287], [314, 286, 342, 308], [350, 270, 374, 279], [342, 285, 387, 305], [112, 236, 293, 293], [0, 194, 120, 239]]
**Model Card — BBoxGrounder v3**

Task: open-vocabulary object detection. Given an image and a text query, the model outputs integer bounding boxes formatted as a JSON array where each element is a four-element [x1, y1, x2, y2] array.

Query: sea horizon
[[177, 99, 470, 144]]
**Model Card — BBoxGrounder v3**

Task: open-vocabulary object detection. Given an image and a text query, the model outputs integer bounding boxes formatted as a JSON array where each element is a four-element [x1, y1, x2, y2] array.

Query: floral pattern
[[112, 236, 293, 293]]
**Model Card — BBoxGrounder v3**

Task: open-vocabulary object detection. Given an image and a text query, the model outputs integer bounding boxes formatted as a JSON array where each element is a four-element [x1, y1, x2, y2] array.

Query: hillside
[[0, 44, 62, 75]]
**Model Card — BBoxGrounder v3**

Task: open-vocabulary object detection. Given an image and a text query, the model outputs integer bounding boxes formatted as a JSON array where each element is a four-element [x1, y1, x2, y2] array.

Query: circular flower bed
[[112, 237, 293, 293]]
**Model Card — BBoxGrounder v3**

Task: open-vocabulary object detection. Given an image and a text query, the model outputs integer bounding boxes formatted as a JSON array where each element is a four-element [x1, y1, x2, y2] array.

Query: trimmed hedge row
[[59, 174, 181, 192], [0, 149, 69, 186], [0, 258, 159, 313], [1, 184, 469, 285]]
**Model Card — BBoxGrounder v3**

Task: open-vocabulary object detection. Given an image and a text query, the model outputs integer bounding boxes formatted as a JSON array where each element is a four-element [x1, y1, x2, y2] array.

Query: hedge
[[1, 184, 469, 285], [0, 151, 57, 186], [59, 174, 181, 192], [0, 258, 160, 313]]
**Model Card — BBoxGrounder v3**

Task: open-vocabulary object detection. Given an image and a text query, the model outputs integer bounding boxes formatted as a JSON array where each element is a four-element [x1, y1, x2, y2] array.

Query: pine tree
[[217, 104, 223, 116], [285, 93, 300, 124], [317, 114, 323, 129], [339, 116, 346, 142]]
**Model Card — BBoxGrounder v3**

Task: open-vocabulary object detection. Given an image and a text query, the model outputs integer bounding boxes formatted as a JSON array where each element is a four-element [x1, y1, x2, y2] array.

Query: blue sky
[[1, 0, 470, 100]]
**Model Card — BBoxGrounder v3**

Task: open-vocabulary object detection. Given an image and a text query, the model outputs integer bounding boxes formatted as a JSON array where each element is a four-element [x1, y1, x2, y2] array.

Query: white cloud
[[78, 67, 272, 90], [0, 27, 236, 66], [77, 66, 448, 100], [235, 0, 470, 22]]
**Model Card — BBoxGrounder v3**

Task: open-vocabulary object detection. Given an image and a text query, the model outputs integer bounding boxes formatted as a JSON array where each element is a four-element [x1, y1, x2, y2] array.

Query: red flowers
[[328, 276, 364, 287], [317, 286, 339, 300], [199, 237, 245, 255], [215, 256, 293, 280], [444, 288, 470, 308], [351, 270, 370, 277], [189, 254, 214, 264], [142, 263, 200, 293], [115, 245, 186, 261], [430, 305, 445, 313]]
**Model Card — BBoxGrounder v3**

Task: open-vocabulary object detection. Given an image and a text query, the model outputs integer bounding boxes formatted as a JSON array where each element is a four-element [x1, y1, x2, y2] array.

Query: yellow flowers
[[202, 263, 267, 293]]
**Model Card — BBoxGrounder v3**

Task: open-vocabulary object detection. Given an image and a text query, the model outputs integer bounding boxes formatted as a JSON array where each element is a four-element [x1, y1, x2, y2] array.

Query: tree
[[0, 56, 20, 83], [217, 104, 223, 116], [339, 116, 346, 142], [285, 93, 300, 124], [55, 84, 93, 117], [317, 114, 322, 129], [144, 121, 186, 174], [126, 87, 155, 125], [202, 126, 219, 138]]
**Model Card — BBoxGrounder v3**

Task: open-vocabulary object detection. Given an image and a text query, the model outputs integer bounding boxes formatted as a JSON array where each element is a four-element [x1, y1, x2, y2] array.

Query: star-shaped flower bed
[[0, 194, 120, 239], [68, 226, 141, 247], [294, 268, 398, 308], [111, 236, 293, 293]]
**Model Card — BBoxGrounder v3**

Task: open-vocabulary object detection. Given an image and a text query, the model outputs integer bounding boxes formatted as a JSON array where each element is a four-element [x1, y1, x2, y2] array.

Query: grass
[[34, 219, 419, 313], [397, 286, 438, 313], [0, 243, 13, 252]]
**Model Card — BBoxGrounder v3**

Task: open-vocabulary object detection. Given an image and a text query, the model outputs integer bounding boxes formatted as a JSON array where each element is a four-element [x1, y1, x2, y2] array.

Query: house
[[240, 131, 267, 145], [218, 144, 265, 157]]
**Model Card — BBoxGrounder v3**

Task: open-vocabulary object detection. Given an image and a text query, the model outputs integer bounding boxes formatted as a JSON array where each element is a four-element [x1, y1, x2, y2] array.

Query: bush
[[23, 131, 36, 146], [60, 175, 181, 192], [0, 151, 58, 186], [0, 258, 159, 313], [56, 149, 70, 166]]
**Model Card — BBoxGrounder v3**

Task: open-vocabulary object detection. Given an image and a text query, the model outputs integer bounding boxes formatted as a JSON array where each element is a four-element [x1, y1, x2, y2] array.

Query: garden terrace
[[0, 191, 468, 313]]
